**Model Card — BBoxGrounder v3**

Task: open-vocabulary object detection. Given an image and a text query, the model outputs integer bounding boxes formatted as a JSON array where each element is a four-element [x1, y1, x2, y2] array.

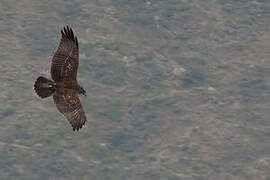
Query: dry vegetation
[[0, 0, 270, 179]]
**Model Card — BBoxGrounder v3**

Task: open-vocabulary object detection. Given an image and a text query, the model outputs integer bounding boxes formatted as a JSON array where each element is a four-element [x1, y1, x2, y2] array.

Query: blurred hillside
[[0, 0, 270, 179]]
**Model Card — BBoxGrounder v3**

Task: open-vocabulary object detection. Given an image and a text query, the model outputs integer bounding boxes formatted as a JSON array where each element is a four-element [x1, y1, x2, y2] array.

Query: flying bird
[[34, 26, 86, 131]]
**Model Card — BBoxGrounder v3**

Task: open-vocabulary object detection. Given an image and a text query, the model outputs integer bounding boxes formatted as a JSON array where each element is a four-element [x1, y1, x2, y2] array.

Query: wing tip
[[61, 25, 78, 48], [72, 118, 86, 131]]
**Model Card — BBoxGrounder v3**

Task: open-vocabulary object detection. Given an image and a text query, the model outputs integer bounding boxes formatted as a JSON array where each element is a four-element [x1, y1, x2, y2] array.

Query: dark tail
[[34, 76, 56, 98]]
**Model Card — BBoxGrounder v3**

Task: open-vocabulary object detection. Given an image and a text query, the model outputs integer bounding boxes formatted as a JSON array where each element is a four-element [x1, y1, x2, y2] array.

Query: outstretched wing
[[51, 26, 79, 82], [53, 89, 86, 131]]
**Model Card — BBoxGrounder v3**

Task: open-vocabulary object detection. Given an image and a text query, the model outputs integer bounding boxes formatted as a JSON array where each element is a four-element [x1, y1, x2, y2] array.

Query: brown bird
[[34, 26, 86, 131]]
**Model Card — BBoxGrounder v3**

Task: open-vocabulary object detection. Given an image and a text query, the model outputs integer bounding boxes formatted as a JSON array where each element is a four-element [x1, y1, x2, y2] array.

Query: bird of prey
[[34, 26, 86, 131]]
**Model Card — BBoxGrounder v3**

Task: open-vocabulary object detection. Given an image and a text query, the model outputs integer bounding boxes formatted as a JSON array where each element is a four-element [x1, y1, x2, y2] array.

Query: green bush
[[108, 131, 141, 152], [180, 67, 206, 87], [99, 98, 124, 122], [2, 104, 16, 117]]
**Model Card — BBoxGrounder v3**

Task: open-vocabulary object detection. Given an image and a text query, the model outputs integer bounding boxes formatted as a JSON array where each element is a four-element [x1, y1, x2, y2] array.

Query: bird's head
[[78, 86, 86, 96]]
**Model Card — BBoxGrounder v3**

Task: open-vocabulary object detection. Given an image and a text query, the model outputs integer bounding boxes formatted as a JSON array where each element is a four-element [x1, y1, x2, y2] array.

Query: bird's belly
[[56, 81, 78, 90]]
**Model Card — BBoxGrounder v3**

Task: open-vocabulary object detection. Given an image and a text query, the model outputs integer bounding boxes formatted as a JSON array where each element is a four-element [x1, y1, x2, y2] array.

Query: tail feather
[[34, 76, 56, 98]]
